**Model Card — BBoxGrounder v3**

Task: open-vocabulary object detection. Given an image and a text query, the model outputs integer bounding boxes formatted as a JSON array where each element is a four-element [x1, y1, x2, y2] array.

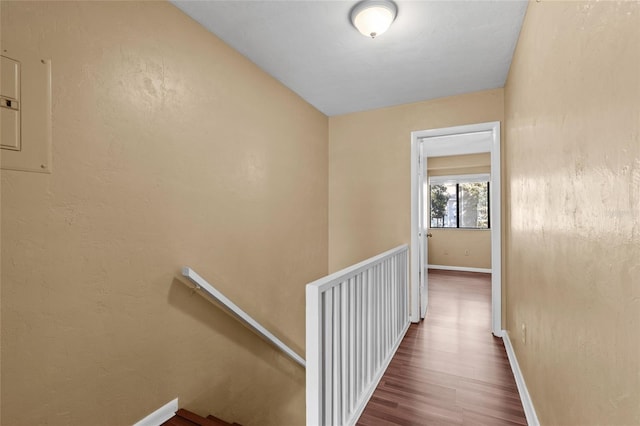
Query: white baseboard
[[428, 264, 492, 274], [133, 398, 178, 426], [502, 331, 540, 426]]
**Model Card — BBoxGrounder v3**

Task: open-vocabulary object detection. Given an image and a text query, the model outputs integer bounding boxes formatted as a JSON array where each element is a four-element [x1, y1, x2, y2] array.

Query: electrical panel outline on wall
[[0, 48, 53, 174], [1, 55, 22, 151]]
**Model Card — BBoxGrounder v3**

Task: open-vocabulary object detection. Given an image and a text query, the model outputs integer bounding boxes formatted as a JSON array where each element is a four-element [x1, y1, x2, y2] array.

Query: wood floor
[[356, 270, 527, 425]]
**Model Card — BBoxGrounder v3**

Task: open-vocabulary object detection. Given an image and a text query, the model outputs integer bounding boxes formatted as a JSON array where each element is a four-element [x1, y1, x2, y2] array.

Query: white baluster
[[349, 277, 356, 413], [333, 287, 341, 426], [341, 280, 349, 424], [325, 289, 334, 424]]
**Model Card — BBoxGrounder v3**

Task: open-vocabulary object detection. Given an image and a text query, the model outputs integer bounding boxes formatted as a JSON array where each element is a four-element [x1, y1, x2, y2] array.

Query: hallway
[[357, 270, 527, 425]]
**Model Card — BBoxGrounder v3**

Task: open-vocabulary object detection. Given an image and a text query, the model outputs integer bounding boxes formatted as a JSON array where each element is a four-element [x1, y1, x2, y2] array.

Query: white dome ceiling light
[[350, 0, 398, 39]]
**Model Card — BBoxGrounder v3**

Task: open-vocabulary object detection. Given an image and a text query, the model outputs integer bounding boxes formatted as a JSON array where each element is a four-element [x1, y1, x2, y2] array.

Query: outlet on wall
[[464, 249, 470, 256], [521, 323, 526, 345]]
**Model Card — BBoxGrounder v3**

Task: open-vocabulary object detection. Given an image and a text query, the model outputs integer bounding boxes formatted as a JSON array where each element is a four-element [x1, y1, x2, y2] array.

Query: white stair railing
[[181, 267, 306, 368], [306, 244, 410, 426]]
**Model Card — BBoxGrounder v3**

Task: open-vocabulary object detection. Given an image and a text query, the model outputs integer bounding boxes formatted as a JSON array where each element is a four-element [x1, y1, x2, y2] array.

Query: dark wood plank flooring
[[357, 270, 527, 425]]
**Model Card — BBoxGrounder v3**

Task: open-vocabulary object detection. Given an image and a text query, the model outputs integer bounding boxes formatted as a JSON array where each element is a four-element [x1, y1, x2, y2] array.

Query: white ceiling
[[171, 0, 528, 116]]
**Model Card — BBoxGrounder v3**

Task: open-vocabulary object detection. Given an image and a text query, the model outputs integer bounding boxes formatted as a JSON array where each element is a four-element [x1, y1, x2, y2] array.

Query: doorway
[[410, 121, 502, 336]]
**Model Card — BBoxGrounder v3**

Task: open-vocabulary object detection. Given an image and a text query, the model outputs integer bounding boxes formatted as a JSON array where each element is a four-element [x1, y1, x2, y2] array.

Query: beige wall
[[0, 2, 3, 423], [328, 89, 503, 272], [505, 1, 639, 424], [427, 230, 491, 270], [427, 153, 491, 269], [0, 2, 328, 425]]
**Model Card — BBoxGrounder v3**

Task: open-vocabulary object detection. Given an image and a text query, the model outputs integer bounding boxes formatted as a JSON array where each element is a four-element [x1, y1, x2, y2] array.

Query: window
[[429, 174, 489, 229]]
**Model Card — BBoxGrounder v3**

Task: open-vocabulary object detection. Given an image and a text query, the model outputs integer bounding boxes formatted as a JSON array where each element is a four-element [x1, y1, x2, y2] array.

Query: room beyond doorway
[[410, 121, 502, 336], [427, 153, 492, 273]]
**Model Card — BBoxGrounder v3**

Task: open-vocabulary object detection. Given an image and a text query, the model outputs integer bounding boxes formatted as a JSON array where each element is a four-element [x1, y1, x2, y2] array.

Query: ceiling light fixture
[[350, 0, 397, 39]]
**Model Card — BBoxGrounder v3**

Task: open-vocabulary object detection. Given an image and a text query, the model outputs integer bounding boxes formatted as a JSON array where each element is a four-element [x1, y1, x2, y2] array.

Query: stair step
[[206, 414, 239, 426], [161, 408, 240, 426], [161, 415, 201, 426]]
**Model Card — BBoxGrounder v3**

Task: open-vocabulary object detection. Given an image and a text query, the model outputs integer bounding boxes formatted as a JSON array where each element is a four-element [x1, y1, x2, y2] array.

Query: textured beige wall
[[427, 154, 491, 269], [505, 1, 639, 424], [1, 2, 327, 425], [328, 89, 503, 273], [427, 230, 491, 269], [0, 2, 3, 422]]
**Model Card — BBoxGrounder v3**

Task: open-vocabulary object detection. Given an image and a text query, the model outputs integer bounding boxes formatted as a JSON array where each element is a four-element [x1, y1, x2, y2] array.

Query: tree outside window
[[429, 175, 489, 229], [430, 184, 449, 228]]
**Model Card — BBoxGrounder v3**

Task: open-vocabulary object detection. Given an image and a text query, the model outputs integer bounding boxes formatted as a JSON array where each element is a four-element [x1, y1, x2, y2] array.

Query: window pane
[[430, 183, 457, 228], [459, 182, 489, 228]]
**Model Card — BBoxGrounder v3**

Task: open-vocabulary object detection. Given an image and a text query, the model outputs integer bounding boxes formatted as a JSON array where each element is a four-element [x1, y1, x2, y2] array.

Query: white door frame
[[417, 142, 428, 319], [410, 121, 502, 336]]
